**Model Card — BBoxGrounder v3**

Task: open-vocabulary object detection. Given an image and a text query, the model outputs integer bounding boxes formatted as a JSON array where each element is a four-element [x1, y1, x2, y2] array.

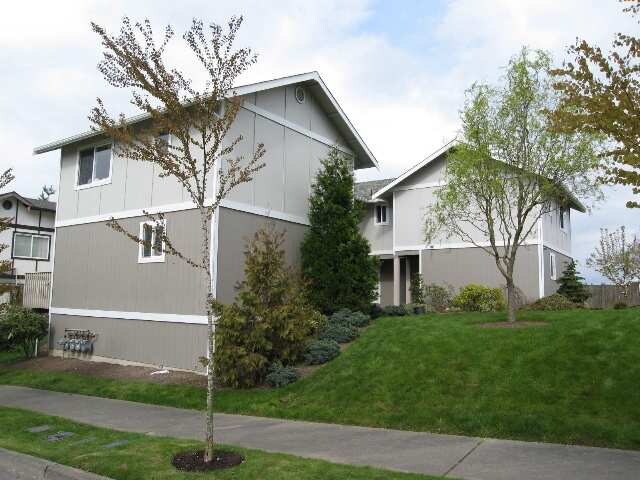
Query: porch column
[[393, 255, 401, 306], [405, 257, 411, 304]]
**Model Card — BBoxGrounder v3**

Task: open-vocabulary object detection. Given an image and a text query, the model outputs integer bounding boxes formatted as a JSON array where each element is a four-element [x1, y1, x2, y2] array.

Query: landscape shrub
[[330, 309, 370, 328], [409, 274, 426, 304], [369, 303, 383, 319], [614, 301, 628, 310], [557, 260, 591, 304], [424, 284, 453, 312], [525, 293, 580, 311], [214, 226, 323, 388], [265, 362, 299, 388], [0, 305, 48, 358], [452, 284, 505, 312], [304, 339, 341, 365], [381, 305, 408, 316], [319, 322, 359, 343]]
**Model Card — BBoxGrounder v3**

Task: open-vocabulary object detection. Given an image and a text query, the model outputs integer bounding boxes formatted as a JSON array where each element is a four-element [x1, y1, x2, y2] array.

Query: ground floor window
[[138, 220, 166, 263], [12, 232, 50, 260]]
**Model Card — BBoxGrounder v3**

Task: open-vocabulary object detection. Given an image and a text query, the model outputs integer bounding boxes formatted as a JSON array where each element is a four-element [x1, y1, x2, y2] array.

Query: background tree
[[551, 1, 640, 207], [89, 16, 265, 463], [587, 226, 640, 297], [301, 149, 379, 314], [0, 169, 16, 303], [557, 260, 591, 304], [425, 48, 602, 322], [38, 185, 56, 201]]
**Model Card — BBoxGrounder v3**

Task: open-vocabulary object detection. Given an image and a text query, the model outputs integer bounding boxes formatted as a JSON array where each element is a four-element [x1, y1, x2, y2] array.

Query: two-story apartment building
[[357, 142, 582, 306], [34, 72, 377, 371], [0, 192, 55, 302]]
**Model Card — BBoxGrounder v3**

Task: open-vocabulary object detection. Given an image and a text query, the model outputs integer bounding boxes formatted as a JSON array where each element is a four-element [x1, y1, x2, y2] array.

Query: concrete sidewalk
[[1, 386, 638, 480]]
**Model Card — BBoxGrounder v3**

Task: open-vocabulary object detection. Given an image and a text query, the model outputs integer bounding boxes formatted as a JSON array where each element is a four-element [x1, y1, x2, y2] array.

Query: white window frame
[[138, 220, 166, 264], [12, 232, 51, 260], [549, 252, 557, 280], [374, 203, 389, 226], [75, 141, 113, 190]]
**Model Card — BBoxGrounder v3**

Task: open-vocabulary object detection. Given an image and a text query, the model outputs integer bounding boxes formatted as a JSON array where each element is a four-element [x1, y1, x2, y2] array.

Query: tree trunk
[[506, 279, 517, 323], [204, 291, 216, 462]]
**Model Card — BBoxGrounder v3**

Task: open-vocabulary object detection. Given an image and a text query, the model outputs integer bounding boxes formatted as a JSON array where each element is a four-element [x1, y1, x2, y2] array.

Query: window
[[549, 252, 557, 280], [374, 204, 388, 225], [559, 207, 566, 230], [157, 133, 171, 152], [77, 144, 112, 188], [138, 221, 165, 263], [13, 233, 50, 260]]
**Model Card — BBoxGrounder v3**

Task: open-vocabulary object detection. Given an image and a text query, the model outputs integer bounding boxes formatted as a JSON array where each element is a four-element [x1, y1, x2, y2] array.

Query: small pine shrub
[[614, 302, 628, 310], [557, 260, 591, 304], [452, 284, 505, 312], [525, 293, 579, 311], [319, 322, 359, 343], [304, 339, 341, 365], [329, 309, 370, 328], [381, 305, 408, 316], [424, 284, 452, 312], [265, 362, 299, 388]]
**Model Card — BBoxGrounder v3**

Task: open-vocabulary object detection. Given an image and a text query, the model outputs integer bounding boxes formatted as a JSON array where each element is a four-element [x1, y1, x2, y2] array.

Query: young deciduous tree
[[587, 226, 640, 297], [301, 149, 378, 314], [551, 1, 640, 207], [89, 17, 265, 463], [556, 260, 591, 304], [0, 169, 16, 300], [425, 48, 602, 322]]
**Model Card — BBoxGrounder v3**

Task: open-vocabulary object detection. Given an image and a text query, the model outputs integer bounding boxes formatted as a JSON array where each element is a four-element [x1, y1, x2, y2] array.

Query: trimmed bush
[[382, 305, 408, 316], [319, 322, 359, 343], [304, 339, 341, 365], [614, 302, 628, 310], [452, 284, 505, 312], [0, 306, 47, 358], [424, 284, 453, 312], [369, 303, 383, 319], [525, 293, 580, 311], [265, 362, 299, 388]]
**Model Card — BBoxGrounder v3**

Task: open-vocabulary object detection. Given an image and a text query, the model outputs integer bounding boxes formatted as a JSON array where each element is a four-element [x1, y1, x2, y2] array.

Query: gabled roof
[[355, 178, 395, 202], [372, 139, 586, 213], [0, 191, 56, 212], [33, 71, 377, 170]]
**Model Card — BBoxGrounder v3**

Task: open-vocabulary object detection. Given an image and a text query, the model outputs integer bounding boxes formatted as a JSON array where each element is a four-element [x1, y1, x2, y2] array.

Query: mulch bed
[[478, 321, 548, 329], [6, 356, 207, 387], [172, 450, 243, 471]]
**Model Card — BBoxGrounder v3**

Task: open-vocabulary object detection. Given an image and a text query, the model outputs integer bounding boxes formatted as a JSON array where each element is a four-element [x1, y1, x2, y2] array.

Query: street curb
[[0, 448, 113, 480]]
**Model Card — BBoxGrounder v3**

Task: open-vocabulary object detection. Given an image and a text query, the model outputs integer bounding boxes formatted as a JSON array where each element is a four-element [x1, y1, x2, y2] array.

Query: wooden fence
[[23, 272, 51, 310], [585, 282, 640, 309]]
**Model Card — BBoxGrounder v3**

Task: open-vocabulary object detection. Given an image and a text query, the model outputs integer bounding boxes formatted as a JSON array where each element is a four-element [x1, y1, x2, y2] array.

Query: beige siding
[[215, 207, 308, 304], [421, 245, 540, 302], [50, 314, 207, 371], [52, 209, 208, 315]]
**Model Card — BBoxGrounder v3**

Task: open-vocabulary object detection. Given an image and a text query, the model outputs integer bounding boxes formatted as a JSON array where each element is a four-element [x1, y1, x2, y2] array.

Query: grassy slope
[[0, 407, 439, 480], [1, 309, 639, 449]]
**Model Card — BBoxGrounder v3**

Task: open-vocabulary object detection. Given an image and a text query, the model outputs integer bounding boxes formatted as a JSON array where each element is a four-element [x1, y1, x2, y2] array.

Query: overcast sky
[[0, 0, 637, 282]]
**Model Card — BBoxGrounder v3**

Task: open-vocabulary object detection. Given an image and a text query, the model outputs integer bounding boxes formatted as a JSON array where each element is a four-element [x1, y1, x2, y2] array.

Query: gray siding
[[543, 247, 572, 297], [421, 245, 541, 302], [379, 259, 394, 306], [360, 204, 393, 253], [215, 206, 308, 304], [50, 314, 206, 371], [52, 209, 208, 315]]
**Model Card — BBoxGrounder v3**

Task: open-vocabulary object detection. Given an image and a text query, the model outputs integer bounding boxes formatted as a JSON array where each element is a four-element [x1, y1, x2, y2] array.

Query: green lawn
[[0, 348, 23, 365], [1, 309, 640, 449], [0, 407, 439, 480]]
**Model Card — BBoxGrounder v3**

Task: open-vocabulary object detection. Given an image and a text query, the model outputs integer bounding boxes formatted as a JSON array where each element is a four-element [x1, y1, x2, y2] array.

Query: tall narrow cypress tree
[[557, 260, 591, 304], [301, 149, 378, 314]]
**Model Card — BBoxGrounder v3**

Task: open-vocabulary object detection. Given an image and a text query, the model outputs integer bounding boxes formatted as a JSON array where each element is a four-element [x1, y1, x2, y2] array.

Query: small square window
[[139, 221, 166, 263], [77, 144, 112, 187], [374, 204, 388, 225]]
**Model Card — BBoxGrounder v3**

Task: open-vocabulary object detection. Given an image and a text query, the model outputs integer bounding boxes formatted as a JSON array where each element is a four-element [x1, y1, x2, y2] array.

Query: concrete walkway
[[1, 386, 639, 480]]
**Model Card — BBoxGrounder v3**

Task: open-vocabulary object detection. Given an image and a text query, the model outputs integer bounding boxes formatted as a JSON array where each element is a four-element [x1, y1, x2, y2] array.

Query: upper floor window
[[374, 204, 388, 225], [559, 207, 566, 230], [138, 220, 165, 263], [13, 232, 50, 260], [77, 144, 112, 188]]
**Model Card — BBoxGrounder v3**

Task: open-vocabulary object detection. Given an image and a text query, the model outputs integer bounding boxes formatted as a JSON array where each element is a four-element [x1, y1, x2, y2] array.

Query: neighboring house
[[356, 142, 582, 306], [0, 192, 56, 301], [34, 72, 377, 371]]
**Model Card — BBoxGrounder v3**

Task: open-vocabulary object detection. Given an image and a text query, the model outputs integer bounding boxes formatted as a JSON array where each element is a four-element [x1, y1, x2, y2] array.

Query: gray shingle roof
[[0, 191, 56, 212], [354, 178, 395, 201]]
